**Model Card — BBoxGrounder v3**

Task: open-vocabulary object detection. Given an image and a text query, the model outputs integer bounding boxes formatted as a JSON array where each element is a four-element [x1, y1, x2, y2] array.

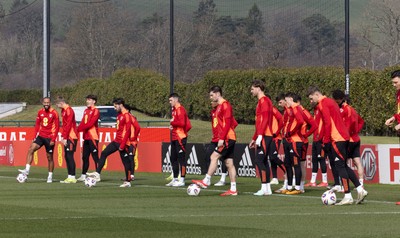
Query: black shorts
[[348, 141, 361, 159], [214, 139, 236, 160], [33, 136, 55, 154], [331, 141, 348, 161], [301, 142, 308, 161]]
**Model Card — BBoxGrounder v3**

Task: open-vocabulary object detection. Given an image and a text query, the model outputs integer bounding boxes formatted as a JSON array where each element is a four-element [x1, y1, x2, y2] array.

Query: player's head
[[112, 98, 126, 113], [85, 94, 97, 107], [55, 96, 67, 109], [332, 89, 345, 105], [284, 92, 297, 107], [307, 86, 323, 104], [125, 104, 132, 112], [209, 86, 222, 103], [250, 80, 265, 97], [42, 97, 51, 111], [276, 93, 286, 108], [391, 70, 400, 90], [169, 93, 180, 107]]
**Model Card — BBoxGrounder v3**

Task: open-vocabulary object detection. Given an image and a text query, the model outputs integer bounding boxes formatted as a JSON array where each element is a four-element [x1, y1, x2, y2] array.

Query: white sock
[[344, 193, 353, 199], [356, 185, 363, 193], [261, 183, 267, 191], [68, 175, 72, 179], [204, 174, 211, 184], [300, 181, 305, 191], [81, 174, 87, 178], [310, 172, 317, 183], [283, 179, 288, 187], [230, 182, 237, 192], [71, 175, 76, 179], [295, 185, 301, 191], [48, 172, 53, 178], [359, 179, 364, 186], [25, 164, 31, 171], [266, 183, 271, 193], [322, 173, 328, 183], [287, 185, 293, 190], [179, 177, 185, 183], [220, 173, 227, 182]]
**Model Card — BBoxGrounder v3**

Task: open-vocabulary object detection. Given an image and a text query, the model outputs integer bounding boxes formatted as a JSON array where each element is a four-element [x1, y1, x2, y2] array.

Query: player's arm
[[320, 103, 332, 144], [288, 106, 304, 136], [302, 109, 317, 138], [254, 99, 270, 140], [62, 108, 73, 140], [170, 107, 186, 128], [51, 110, 60, 142], [343, 106, 352, 131], [357, 113, 364, 133], [119, 114, 131, 150], [273, 108, 284, 137], [219, 102, 232, 141]]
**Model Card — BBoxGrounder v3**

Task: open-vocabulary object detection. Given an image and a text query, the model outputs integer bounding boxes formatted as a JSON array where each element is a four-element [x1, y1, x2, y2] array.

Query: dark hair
[[391, 70, 400, 79], [112, 98, 125, 105], [332, 89, 345, 100], [251, 80, 265, 92], [55, 96, 66, 104], [307, 86, 321, 96], [169, 93, 180, 99], [42, 97, 51, 102], [86, 94, 97, 102], [285, 92, 300, 102], [125, 104, 132, 112], [209, 86, 223, 95], [275, 93, 285, 102]]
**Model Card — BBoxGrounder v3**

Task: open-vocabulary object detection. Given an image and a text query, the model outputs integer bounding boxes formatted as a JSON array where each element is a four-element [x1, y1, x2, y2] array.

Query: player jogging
[[192, 86, 238, 196], [18, 97, 59, 183], [308, 86, 367, 205], [165, 93, 191, 187], [87, 98, 132, 187], [56, 96, 78, 184], [76, 95, 100, 182]]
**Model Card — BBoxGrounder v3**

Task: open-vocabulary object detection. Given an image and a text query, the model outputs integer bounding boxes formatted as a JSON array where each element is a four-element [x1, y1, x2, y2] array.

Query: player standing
[[308, 86, 367, 205], [165, 93, 191, 187], [192, 86, 238, 196], [56, 96, 78, 183], [248, 80, 273, 196], [76, 95, 100, 182], [282, 93, 304, 195], [269, 101, 285, 185], [384, 70, 400, 205], [18, 97, 59, 183], [87, 98, 132, 187], [332, 89, 365, 186], [305, 102, 329, 187]]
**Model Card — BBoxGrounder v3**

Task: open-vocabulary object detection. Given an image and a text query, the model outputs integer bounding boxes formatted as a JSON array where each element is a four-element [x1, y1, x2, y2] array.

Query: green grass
[[1, 166, 400, 237]]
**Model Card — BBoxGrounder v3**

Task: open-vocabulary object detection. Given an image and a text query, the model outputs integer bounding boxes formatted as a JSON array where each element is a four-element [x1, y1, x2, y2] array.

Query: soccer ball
[[187, 184, 201, 196], [16, 173, 27, 183], [84, 177, 97, 187], [321, 190, 336, 205]]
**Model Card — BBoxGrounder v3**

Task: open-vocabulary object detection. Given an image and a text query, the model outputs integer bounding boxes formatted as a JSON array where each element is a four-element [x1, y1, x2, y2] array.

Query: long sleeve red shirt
[[170, 103, 189, 140], [61, 105, 78, 140], [115, 110, 131, 150], [271, 106, 283, 139], [285, 104, 304, 142], [129, 113, 141, 145], [318, 96, 350, 143], [299, 105, 317, 142], [34, 107, 59, 142], [313, 105, 325, 142], [253, 96, 273, 140], [215, 99, 236, 141], [394, 90, 400, 123], [77, 106, 99, 141]]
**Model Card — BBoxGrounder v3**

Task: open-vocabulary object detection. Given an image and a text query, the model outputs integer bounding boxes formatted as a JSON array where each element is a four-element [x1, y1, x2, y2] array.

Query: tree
[[246, 3, 263, 36], [359, 0, 400, 69], [302, 14, 337, 58]]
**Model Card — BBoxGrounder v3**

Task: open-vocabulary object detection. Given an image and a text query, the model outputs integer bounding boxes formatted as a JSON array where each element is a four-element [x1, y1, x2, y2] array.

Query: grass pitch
[[1, 166, 400, 238]]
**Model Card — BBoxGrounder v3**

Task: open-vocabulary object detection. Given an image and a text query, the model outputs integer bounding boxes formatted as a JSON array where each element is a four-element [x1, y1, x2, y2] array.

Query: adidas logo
[[258, 151, 264, 155], [162, 145, 172, 173], [290, 149, 294, 153], [93, 149, 97, 152], [273, 151, 278, 154], [179, 150, 183, 153], [238, 146, 256, 177], [186, 146, 201, 175], [335, 157, 340, 161]]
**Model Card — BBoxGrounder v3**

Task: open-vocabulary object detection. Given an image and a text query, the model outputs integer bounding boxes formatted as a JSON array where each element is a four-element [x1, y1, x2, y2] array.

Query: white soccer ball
[[84, 177, 97, 187], [321, 190, 336, 205], [187, 184, 201, 196], [16, 173, 27, 183]]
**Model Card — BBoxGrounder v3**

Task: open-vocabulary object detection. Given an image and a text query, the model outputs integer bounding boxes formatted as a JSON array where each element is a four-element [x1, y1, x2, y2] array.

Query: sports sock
[[230, 182, 237, 192], [310, 172, 317, 183], [204, 174, 211, 184], [261, 183, 267, 191], [344, 193, 352, 199], [48, 172, 53, 178], [359, 179, 364, 186], [356, 185, 364, 193], [25, 164, 31, 171], [322, 173, 327, 183], [220, 173, 227, 182], [179, 177, 185, 183], [300, 181, 305, 191]]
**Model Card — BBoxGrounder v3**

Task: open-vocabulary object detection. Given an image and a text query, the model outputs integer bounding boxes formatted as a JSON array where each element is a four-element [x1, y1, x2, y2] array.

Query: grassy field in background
[[1, 166, 400, 237], [1, 105, 399, 144]]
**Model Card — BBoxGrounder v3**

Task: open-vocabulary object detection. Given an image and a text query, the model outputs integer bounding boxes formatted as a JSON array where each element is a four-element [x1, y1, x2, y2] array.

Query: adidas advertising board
[[161, 143, 257, 177]]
